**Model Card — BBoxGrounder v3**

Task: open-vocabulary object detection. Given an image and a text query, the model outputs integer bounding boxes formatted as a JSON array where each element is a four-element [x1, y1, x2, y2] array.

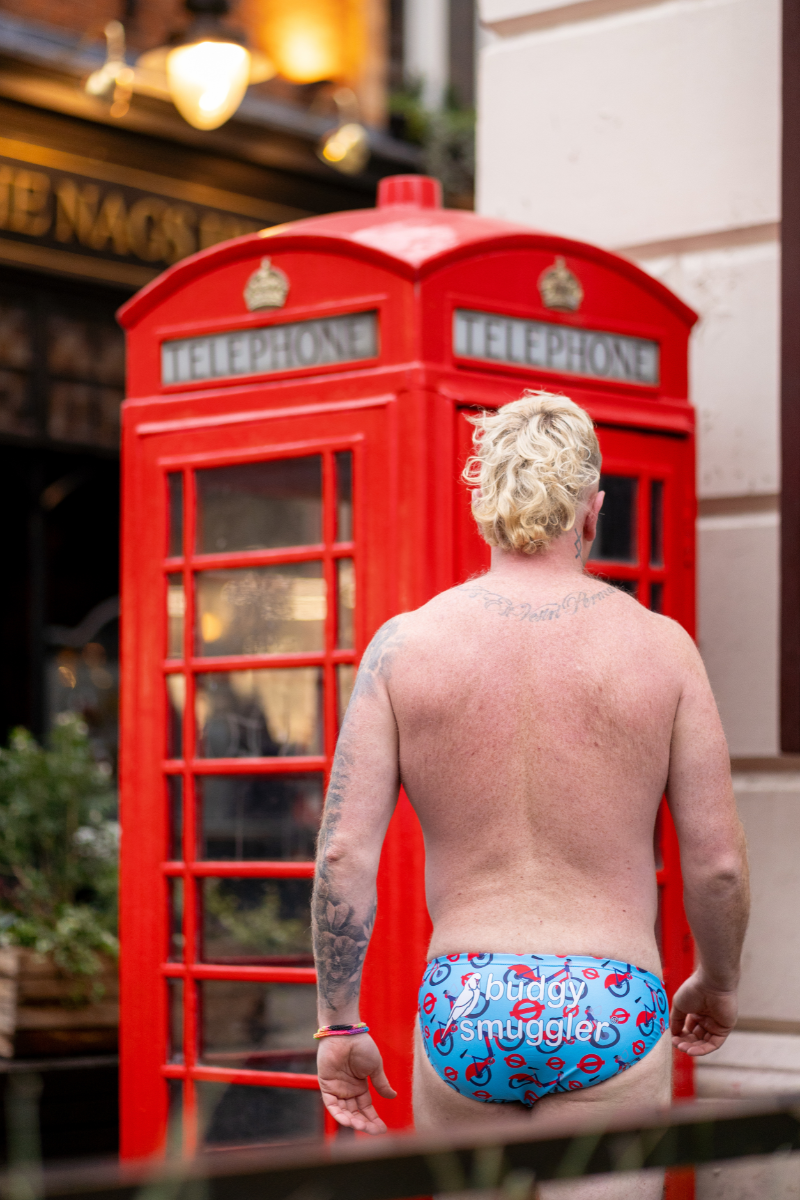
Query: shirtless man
[[312, 392, 749, 1189]]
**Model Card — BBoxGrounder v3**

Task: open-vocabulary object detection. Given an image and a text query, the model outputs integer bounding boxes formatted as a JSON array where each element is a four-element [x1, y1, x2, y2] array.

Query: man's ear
[[584, 490, 605, 544]]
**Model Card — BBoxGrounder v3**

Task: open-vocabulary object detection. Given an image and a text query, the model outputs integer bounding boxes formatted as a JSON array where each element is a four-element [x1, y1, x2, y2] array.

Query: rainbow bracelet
[[314, 1022, 370, 1039]]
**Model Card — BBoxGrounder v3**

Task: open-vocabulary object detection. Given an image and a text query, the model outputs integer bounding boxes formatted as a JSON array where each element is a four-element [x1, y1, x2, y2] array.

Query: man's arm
[[312, 617, 405, 1132], [666, 625, 750, 1056]]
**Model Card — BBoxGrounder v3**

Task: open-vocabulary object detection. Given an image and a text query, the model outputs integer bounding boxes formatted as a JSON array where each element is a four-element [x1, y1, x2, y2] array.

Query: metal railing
[[1, 1091, 800, 1200]]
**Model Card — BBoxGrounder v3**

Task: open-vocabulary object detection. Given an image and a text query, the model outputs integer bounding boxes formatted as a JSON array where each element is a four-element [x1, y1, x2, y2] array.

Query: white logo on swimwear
[[442, 972, 482, 1037]]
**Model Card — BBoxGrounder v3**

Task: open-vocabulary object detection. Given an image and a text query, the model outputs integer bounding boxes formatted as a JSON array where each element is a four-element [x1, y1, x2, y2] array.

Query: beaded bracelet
[[314, 1022, 370, 1039]]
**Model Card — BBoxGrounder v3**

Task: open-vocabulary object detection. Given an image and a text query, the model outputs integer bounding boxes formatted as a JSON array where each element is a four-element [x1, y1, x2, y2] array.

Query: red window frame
[[158, 439, 360, 1153]]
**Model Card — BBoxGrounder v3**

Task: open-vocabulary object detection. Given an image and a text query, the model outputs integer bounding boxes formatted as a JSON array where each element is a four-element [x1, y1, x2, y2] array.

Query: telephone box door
[[121, 395, 427, 1156]]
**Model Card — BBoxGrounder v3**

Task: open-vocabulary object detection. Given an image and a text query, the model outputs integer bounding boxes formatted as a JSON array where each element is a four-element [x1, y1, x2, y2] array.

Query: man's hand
[[317, 1034, 397, 1133], [670, 970, 738, 1056]]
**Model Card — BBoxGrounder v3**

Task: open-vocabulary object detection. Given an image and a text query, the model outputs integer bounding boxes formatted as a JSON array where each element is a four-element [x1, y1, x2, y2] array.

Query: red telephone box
[[118, 175, 697, 1161]]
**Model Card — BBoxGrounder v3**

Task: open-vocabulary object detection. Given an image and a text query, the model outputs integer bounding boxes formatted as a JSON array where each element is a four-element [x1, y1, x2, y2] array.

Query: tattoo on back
[[460, 582, 617, 623], [312, 615, 406, 1011]]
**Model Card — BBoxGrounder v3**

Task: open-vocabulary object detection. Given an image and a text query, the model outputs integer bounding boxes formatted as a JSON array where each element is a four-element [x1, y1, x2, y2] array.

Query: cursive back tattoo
[[460, 582, 618, 624]]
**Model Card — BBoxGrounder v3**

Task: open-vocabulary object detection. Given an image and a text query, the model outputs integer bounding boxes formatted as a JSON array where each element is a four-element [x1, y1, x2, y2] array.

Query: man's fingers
[[320, 1084, 388, 1136], [370, 1066, 397, 1099], [669, 1005, 687, 1036], [672, 1013, 732, 1056]]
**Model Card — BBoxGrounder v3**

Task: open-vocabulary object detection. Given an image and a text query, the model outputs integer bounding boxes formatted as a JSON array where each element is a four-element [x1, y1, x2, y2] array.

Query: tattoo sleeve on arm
[[312, 616, 406, 1012]]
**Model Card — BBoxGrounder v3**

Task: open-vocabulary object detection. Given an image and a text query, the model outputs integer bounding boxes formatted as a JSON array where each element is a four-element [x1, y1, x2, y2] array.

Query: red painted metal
[[118, 179, 698, 1160]]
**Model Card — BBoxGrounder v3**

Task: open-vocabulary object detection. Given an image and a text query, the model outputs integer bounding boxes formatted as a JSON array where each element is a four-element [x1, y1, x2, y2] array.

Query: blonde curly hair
[[462, 391, 601, 554]]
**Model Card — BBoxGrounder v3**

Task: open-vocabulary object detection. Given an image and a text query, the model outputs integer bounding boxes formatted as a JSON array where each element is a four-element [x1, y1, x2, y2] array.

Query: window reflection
[[201, 878, 313, 965], [198, 773, 322, 860], [168, 775, 183, 860], [199, 980, 317, 1074], [47, 312, 125, 449], [590, 475, 637, 562], [336, 664, 355, 726], [198, 1081, 322, 1147], [195, 669, 322, 757], [167, 575, 185, 658], [606, 578, 638, 598], [196, 564, 325, 657], [168, 474, 183, 558], [166, 674, 185, 758], [336, 559, 355, 649], [650, 480, 664, 567], [335, 450, 353, 541], [196, 457, 322, 553], [168, 877, 184, 962], [167, 978, 183, 1062]]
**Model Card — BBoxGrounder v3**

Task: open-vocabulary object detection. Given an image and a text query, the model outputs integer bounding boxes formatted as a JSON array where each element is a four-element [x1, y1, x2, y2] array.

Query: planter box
[[0, 947, 118, 1057]]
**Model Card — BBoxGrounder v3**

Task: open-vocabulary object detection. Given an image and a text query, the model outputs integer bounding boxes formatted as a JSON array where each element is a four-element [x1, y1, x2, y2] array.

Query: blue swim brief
[[418, 952, 668, 1106]]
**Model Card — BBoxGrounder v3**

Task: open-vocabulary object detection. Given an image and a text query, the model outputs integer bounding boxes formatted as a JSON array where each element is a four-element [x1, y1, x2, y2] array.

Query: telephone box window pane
[[167, 575, 185, 658], [166, 674, 185, 758], [196, 564, 325, 657], [196, 457, 322, 553], [590, 476, 637, 562], [198, 1081, 323, 1148], [337, 664, 355, 726], [650, 582, 664, 614], [650, 480, 664, 566], [199, 980, 317, 1073], [336, 559, 355, 649], [168, 775, 183, 860], [201, 878, 313, 964], [606, 578, 638, 599], [168, 877, 184, 962], [335, 451, 353, 541], [168, 473, 183, 558], [167, 978, 183, 1062], [198, 773, 322, 860], [195, 669, 322, 757], [166, 1080, 183, 1157]]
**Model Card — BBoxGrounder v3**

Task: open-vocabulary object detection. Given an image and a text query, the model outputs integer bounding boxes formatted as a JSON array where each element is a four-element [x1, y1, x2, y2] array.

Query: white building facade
[[476, 0, 797, 1098]]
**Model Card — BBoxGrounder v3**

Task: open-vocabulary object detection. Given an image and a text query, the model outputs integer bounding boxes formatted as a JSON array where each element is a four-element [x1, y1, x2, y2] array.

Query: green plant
[[0, 714, 118, 988], [203, 879, 308, 957], [389, 82, 476, 207]]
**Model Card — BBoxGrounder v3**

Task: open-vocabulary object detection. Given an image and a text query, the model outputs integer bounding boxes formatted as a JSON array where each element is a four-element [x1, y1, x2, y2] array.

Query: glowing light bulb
[[319, 123, 369, 174], [166, 41, 251, 131]]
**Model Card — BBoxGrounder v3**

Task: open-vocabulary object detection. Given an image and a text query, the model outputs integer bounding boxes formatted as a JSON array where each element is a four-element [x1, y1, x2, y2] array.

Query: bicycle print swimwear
[[418, 952, 668, 1106]]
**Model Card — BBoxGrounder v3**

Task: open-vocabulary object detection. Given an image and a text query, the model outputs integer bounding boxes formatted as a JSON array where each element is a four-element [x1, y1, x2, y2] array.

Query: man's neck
[[489, 532, 589, 584]]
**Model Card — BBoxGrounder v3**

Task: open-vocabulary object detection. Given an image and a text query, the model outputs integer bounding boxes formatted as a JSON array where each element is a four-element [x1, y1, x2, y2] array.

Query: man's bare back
[[312, 394, 748, 1192], [388, 569, 684, 976]]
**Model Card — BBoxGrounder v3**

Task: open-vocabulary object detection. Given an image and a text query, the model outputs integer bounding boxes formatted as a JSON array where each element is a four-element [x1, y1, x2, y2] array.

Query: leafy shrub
[[0, 714, 118, 987], [389, 82, 475, 207]]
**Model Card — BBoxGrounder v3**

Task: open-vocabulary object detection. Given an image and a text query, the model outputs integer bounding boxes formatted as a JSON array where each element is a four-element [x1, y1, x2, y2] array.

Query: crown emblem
[[244, 257, 289, 311], [538, 257, 583, 312]]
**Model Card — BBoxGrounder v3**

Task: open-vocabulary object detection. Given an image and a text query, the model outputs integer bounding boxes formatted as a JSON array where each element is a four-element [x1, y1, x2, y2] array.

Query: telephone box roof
[[118, 175, 697, 329]]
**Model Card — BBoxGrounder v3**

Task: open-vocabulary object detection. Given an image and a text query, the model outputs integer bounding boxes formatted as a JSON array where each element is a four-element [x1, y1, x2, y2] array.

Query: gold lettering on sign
[[161, 204, 197, 263], [10, 170, 50, 236], [0, 165, 12, 227], [87, 191, 129, 255], [0, 158, 262, 268], [127, 197, 170, 262]]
